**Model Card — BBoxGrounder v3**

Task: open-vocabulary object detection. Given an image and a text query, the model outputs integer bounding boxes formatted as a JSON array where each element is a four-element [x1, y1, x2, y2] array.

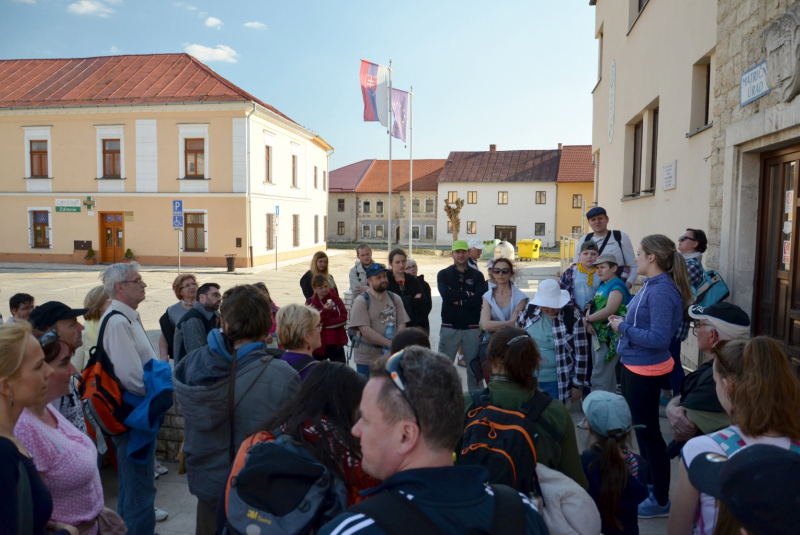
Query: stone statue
[[766, 4, 800, 103], [444, 198, 464, 241]]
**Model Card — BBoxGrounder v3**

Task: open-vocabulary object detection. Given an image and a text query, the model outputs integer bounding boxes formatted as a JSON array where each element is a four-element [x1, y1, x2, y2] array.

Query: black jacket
[[387, 272, 431, 329], [300, 271, 338, 299], [437, 264, 486, 330], [417, 275, 433, 331]]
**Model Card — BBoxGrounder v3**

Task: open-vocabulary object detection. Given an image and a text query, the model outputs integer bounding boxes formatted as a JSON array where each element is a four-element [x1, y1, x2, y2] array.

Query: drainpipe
[[246, 103, 256, 267]]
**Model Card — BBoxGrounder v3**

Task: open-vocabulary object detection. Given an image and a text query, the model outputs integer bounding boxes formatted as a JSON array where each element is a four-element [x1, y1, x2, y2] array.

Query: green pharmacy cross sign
[[55, 199, 81, 213]]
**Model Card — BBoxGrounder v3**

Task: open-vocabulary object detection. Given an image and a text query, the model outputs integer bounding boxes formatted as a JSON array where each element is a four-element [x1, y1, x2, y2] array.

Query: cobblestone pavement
[[1, 253, 670, 534]]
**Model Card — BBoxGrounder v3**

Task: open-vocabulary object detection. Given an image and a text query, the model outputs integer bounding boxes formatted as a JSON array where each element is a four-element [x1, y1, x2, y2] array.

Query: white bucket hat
[[531, 279, 571, 309]]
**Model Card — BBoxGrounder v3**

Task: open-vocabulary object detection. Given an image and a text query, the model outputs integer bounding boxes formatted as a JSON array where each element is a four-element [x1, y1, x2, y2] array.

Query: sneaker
[[154, 471, 160, 480], [457, 354, 466, 367], [576, 417, 589, 430], [638, 493, 670, 518], [155, 461, 169, 475], [155, 508, 169, 522]]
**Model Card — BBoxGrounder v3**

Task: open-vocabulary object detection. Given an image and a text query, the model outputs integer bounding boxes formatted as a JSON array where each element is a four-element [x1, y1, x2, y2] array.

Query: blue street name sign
[[276, 205, 280, 216]]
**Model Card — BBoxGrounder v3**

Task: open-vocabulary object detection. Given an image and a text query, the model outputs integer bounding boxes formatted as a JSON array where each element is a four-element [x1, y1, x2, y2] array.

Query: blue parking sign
[[173, 215, 184, 228], [173, 200, 183, 216]]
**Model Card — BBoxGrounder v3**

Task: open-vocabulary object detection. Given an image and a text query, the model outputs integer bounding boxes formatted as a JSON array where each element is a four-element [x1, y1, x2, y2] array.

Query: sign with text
[[741, 61, 770, 106], [662, 160, 677, 191], [173, 199, 183, 228], [55, 199, 81, 212], [784, 240, 791, 265], [787, 190, 794, 214]]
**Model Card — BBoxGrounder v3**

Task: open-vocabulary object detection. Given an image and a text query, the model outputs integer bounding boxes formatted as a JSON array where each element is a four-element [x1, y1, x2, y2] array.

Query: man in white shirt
[[573, 206, 638, 288], [100, 262, 167, 533]]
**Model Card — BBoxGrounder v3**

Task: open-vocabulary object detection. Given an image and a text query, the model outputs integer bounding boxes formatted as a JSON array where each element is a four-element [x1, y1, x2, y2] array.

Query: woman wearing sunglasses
[[478, 258, 528, 375], [668, 337, 800, 535]]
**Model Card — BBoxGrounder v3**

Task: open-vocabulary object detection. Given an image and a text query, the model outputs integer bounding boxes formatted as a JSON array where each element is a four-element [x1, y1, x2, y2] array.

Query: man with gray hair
[[100, 262, 167, 532], [318, 347, 548, 535]]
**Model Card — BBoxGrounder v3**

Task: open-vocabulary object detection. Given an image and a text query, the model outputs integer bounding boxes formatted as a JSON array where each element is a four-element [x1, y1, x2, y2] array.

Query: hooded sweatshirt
[[173, 329, 301, 502], [617, 273, 683, 367]]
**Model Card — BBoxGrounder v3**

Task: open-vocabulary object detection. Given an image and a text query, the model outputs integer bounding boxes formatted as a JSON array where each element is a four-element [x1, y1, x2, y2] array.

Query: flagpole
[[408, 86, 413, 255], [388, 60, 393, 254]]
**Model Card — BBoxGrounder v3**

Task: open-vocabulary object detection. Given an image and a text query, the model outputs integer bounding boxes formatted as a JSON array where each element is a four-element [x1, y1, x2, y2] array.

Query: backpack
[[349, 291, 398, 349], [585, 230, 625, 265], [692, 269, 730, 308], [80, 311, 136, 448], [457, 388, 557, 497], [710, 426, 800, 457], [222, 431, 348, 535]]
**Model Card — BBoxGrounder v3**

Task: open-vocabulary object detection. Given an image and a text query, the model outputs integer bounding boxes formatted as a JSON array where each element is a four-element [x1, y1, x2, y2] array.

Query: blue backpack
[[692, 269, 730, 308]]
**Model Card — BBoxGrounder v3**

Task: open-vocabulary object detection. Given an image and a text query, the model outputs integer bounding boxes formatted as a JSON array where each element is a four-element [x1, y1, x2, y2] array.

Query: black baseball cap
[[688, 444, 800, 535], [688, 302, 750, 327], [28, 301, 88, 330], [586, 206, 607, 219]]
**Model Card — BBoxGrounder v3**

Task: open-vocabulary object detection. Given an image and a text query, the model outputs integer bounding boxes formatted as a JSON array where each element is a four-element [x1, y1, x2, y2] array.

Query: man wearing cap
[[467, 238, 484, 271], [665, 302, 750, 455], [349, 263, 409, 377], [437, 241, 487, 390], [573, 207, 638, 289]]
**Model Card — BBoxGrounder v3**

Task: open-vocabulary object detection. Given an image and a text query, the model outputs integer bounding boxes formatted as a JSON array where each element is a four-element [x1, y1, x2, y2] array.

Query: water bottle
[[382, 323, 396, 356]]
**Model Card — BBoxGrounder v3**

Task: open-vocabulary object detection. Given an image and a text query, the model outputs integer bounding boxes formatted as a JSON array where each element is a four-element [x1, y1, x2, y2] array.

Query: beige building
[[0, 53, 332, 267], [555, 145, 595, 238]]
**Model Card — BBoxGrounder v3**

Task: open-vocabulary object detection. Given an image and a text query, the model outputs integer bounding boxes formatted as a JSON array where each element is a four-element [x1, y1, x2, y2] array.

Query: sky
[[0, 0, 599, 170]]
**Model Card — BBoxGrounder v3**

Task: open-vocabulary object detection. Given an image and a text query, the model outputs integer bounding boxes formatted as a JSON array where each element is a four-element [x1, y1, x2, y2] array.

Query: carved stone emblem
[[765, 4, 800, 103]]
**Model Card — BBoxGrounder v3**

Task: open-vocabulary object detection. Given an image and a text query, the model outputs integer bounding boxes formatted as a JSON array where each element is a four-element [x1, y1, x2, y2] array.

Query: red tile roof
[[329, 159, 374, 192], [355, 160, 447, 193], [437, 150, 561, 183], [557, 145, 595, 183], [0, 54, 296, 124]]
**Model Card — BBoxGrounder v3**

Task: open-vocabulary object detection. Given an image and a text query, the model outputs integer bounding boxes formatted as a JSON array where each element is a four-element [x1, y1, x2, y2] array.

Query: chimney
[[489, 144, 497, 152], [558, 143, 562, 150]]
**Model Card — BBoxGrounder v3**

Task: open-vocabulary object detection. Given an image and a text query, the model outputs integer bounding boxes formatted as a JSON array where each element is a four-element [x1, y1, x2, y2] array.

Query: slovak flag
[[360, 60, 389, 127]]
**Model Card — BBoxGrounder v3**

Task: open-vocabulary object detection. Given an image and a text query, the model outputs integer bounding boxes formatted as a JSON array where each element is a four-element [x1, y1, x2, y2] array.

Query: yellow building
[[0, 53, 332, 267], [555, 144, 595, 239]]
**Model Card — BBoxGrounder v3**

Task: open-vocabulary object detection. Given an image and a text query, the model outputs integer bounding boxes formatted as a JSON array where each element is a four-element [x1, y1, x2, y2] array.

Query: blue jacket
[[318, 466, 548, 535], [122, 359, 174, 464], [617, 273, 683, 366]]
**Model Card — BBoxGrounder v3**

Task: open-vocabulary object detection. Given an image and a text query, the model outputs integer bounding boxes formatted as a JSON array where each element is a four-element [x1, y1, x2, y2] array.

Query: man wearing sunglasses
[[665, 302, 750, 457], [318, 347, 548, 535]]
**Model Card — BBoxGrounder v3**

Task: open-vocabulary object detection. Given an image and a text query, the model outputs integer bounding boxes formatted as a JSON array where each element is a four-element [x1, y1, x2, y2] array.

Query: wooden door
[[495, 226, 517, 246], [100, 213, 125, 263], [756, 149, 800, 367]]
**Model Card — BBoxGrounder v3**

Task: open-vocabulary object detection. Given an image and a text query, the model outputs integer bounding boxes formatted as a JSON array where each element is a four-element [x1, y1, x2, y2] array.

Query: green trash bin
[[518, 239, 535, 261], [481, 239, 501, 260]]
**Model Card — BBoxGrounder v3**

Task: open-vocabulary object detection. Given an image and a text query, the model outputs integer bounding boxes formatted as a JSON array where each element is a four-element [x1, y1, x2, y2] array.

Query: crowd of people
[[1, 204, 799, 535]]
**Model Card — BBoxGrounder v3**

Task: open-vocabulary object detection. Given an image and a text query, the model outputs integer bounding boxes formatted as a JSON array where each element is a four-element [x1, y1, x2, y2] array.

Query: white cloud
[[184, 44, 238, 63], [174, 2, 195, 10], [109, 46, 121, 54], [67, 0, 114, 17], [12, 0, 37, 5], [105, 0, 123, 3], [244, 21, 266, 30], [205, 16, 223, 28], [198, 11, 207, 18]]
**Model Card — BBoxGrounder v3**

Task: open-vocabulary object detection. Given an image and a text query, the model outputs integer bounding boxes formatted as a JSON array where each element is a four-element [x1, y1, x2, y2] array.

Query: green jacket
[[463, 379, 589, 490]]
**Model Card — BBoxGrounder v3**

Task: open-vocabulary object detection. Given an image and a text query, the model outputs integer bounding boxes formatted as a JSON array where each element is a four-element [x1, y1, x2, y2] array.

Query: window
[[690, 57, 713, 132], [572, 226, 582, 235], [30, 141, 48, 178], [447, 221, 453, 233], [412, 199, 421, 213], [30, 210, 50, 248], [184, 212, 205, 252], [323, 171, 327, 191], [266, 214, 275, 250], [468, 191, 477, 204], [103, 139, 121, 177], [338, 221, 345, 235], [362, 225, 371, 238], [630, 120, 644, 195], [363, 201, 371, 213], [412, 226, 420, 239], [573, 194, 583, 209], [535, 223, 545, 236], [425, 199, 434, 212], [265, 146, 272, 183], [648, 108, 659, 191], [314, 215, 319, 244], [338, 199, 345, 212], [293, 214, 300, 247], [314, 166, 318, 189], [536, 191, 546, 204], [185, 139, 205, 178], [498, 191, 508, 204], [448, 191, 457, 203], [597, 30, 603, 82], [467, 221, 477, 234], [425, 226, 434, 240], [375, 225, 384, 238], [292, 155, 298, 187], [376, 201, 384, 214]]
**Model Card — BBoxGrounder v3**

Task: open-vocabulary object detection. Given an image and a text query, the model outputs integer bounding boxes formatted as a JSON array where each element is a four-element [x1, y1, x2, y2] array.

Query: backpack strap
[[16, 458, 33, 535], [348, 490, 446, 535], [487, 484, 527, 535], [470, 388, 492, 411], [596, 232, 612, 255], [613, 230, 625, 266], [228, 347, 238, 462], [290, 355, 317, 374], [520, 391, 560, 445], [710, 427, 747, 456]]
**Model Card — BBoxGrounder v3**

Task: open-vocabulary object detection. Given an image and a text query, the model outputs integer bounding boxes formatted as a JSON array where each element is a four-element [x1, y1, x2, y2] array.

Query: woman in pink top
[[15, 331, 124, 535]]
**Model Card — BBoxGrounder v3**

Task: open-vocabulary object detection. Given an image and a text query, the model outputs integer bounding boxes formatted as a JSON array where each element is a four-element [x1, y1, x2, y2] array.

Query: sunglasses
[[39, 330, 59, 349], [678, 236, 697, 243], [492, 268, 510, 275], [385, 350, 421, 428]]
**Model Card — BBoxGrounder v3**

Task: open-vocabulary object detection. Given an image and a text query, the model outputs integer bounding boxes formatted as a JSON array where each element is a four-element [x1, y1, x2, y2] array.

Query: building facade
[[555, 144, 595, 238], [328, 159, 373, 243], [0, 54, 331, 267], [436, 147, 560, 248]]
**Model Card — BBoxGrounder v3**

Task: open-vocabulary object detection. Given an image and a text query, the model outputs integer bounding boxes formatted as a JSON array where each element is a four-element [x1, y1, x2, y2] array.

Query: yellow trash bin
[[531, 239, 541, 259], [517, 239, 535, 261]]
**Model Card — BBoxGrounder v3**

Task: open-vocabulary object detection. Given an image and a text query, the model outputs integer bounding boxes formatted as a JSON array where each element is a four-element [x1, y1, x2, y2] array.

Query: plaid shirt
[[674, 256, 705, 341], [559, 264, 577, 307], [515, 304, 589, 403]]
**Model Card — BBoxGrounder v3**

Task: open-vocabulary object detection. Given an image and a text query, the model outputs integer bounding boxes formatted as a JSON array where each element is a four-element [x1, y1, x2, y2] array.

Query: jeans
[[538, 381, 559, 400], [356, 364, 370, 378], [111, 432, 156, 535], [622, 366, 671, 505], [438, 326, 483, 391], [591, 342, 620, 393]]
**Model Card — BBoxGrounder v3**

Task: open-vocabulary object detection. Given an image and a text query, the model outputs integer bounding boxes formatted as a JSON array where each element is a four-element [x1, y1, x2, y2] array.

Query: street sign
[[275, 205, 280, 216], [173, 215, 184, 228], [173, 200, 183, 216]]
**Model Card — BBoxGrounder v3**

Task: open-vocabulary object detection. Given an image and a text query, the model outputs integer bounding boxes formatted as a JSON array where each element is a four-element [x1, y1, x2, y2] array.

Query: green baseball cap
[[452, 240, 469, 251]]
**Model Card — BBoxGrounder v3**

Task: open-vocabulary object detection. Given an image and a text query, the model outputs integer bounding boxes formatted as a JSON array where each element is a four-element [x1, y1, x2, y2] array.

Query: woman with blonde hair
[[158, 273, 198, 361], [71, 285, 111, 371], [275, 304, 322, 380], [608, 234, 693, 518], [0, 322, 78, 535], [300, 251, 338, 299], [668, 337, 800, 535]]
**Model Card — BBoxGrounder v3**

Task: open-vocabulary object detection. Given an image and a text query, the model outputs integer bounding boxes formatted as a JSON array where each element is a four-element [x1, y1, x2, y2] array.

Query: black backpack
[[585, 230, 625, 266], [456, 389, 555, 497]]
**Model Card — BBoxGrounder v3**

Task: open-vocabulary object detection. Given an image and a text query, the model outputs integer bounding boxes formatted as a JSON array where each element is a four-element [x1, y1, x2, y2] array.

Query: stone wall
[[156, 403, 184, 462], [708, 0, 800, 269]]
